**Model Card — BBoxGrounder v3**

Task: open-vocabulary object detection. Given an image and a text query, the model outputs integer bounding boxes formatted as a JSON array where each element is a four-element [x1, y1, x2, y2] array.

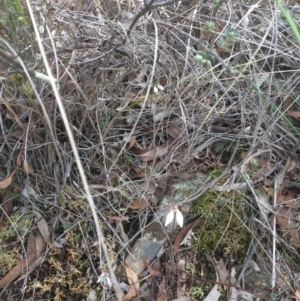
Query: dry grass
[[1, 0, 300, 300]]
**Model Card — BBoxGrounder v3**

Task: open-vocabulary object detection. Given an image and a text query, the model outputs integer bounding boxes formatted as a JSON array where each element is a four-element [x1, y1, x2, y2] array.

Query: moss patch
[[191, 183, 251, 261], [186, 182, 251, 300], [0, 211, 33, 275]]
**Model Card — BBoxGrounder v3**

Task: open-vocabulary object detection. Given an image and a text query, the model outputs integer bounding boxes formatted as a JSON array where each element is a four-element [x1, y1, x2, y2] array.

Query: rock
[[124, 176, 207, 276]]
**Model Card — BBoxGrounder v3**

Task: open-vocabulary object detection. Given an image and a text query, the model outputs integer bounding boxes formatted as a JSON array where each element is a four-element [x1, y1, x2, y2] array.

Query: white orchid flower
[[165, 205, 184, 228]]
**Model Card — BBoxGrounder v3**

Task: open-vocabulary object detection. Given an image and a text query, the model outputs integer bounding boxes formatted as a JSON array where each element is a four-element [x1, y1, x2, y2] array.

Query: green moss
[[187, 186, 250, 300], [0, 212, 32, 244], [0, 212, 33, 273], [191, 186, 251, 261], [210, 166, 225, 180], [187, 287, 204, 300]]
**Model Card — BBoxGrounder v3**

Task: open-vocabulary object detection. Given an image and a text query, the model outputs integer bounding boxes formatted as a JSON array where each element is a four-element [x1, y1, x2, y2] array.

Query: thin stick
[[25, 2, 123, 300]]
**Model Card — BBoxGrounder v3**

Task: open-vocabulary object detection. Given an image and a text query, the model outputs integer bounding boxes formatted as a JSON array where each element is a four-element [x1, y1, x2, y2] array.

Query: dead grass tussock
[[1, 0, 300, 300]]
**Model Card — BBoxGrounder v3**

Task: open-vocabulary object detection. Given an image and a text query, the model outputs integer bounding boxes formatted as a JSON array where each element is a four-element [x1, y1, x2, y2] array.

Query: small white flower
[[165, 206, 184, 228], [97, 272, 112, 287]]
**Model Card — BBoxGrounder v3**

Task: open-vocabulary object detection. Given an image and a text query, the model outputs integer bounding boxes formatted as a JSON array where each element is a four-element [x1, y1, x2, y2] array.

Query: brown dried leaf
[[33, 231, 46, 257], [23, 159, 33, 174], [1, 191, 13, 216], [170, 170, 198, 180], [33, 210, 52, 245], [254, 186, 272, 214], [74, 0, 83, 11], [296, 273, 300, 288], [17, 256, 44, 283], [0, 174, 13, 189], [138, 147, 160, 162], [133, 165, 147, 177], [14, 231, 47, 282], [275, 158, 291, 188], [108, 148, 118, 156], [296, 290, 300, 301], [143, 259, 163, 278], [276, 207, 300, 245], [205, 254, 215, 266], [159, 75, 167, 87], [277, 191, 296, 207], [27, 232, 37, 257], [174, 220, 204, 254], [177, 259, 186, 283], [129, 136, 136, 149], [166, 127, 181, 140], [108, 216, 129, 222], [261, 185, 274, 196], [165, 260, 176, 275], [16, 151, 22, 168], [286, 111, 300, 119], [135, 139, 176, 162], [125, 199, 148, 210], [181, 160, 198, 169], [177, 260, 188, 301], [253, 160, 276, 180], [1, 97, 25, 130], [122, 262, 139, 301], [216, 259, 229, 285], [27, 231, 46, 259], [0, 252, 35, 288], [156, 276, 168, 301]]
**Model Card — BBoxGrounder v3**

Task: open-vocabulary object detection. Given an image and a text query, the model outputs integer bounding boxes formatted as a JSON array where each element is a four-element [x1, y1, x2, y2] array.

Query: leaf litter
[[1, 0, 300, 300], [122, 263, 140, 301]]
